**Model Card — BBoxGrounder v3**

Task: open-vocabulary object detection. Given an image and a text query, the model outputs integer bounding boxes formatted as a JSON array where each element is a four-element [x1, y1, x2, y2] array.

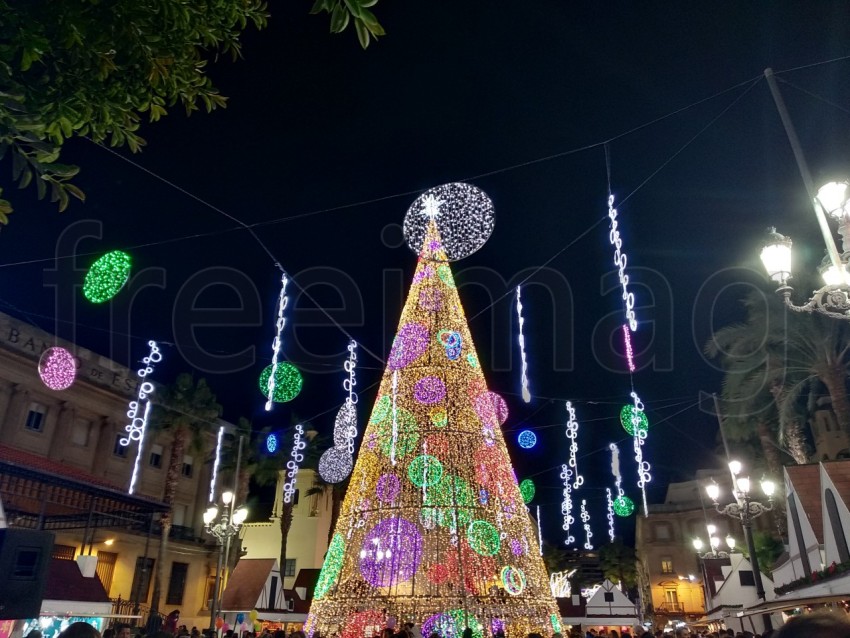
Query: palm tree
[[305, 465, 349, 549], [149, 373, 222, 617]]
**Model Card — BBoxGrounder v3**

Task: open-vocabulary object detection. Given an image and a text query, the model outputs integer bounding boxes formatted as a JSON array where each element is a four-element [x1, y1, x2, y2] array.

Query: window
[[149, 444, 163, 468], [52, 545, 76, 561], [664, 588, 679, 610], [654, 522, 672, 541], [293, 489, 300, 505], [113, 434, 129, 458], [182, 455, 193, 478], [661, 557, 674, 574], [604, 592, 614, 602], [284, 558, 296, 577], [96, 551, 118, 593], [25, 403, 46, 432], [826, 488, 850, 563], [130, 557, 155, 604], [71, 418, 91, 446], [166, 562, 189, 605], [739, 570, 755, 586]]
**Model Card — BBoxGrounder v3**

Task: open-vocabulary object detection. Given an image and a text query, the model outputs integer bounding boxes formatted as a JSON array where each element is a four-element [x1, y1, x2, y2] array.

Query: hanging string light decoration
[[209, 425, 225, 502], [515, 285, 531, 403], [38, 346, 77, 390], [283, 424, 305, 504], [265, 272, 290, 411], [323, 341, 359, 484], [83, 250, 132, 303], [580, 499, 593, 550], [630, 391, 652, 516], [265, 432, 279, 454], [125, 341, 162, 494], [565, 401, 583, 489], [306, 213, 560, 637], [402, 182, 496, 262], [619, 404, 649, 436], [609, 442, 635, 517], [319, 446, 354, 484], [560, 463, 575, 546], [517, 429, 537, 449], [606, 488, 615, 542]]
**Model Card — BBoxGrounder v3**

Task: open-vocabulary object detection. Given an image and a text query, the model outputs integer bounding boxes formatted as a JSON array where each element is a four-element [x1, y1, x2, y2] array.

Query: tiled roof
[[823, 460, 850, 508], [0, 444, 123, 491], [43, 559, 110, 603], [221, 559, 275, 611], [786, 465, 823, 543]]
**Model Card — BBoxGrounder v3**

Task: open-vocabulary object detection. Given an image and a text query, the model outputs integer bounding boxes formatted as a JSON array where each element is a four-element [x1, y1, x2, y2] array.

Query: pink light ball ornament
[[38, 347, 77, 390], [359, 517, 423, 587], [418, 287, 443, 312], [376, 473, 401, 502], [388, 322, 429, 370], [473, 391, 509, 426], [413, 376, 446, 404]]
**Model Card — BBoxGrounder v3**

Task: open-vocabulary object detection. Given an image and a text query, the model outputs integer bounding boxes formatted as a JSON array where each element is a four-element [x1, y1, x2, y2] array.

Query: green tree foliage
[[310, 0, 385, 49], [0, 0, 268, 219], [599, 539, 639, 589]]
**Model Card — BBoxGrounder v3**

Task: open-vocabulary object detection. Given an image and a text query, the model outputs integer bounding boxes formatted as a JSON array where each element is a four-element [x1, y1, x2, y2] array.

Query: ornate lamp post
[[692, 524, 737, 559], [706, 462, 775, 631], [204, 491, 248, 633]]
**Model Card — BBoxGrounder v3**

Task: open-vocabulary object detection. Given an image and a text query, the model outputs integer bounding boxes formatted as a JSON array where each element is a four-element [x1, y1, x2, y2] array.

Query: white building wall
[[819, 465, 850, 566]]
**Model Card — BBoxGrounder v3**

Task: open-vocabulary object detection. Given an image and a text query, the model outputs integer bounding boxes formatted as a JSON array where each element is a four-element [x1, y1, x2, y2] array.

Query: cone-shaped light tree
[[306, 220, 560, 638]]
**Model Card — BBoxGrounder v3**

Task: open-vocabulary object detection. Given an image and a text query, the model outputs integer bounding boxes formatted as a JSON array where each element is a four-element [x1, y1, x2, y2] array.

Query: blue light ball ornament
[[517, 429, 537, 449], [265, 433, 278, 454]]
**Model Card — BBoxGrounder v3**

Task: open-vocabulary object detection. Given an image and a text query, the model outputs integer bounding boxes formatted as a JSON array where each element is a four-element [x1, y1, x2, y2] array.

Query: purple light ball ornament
[[376, 474, 401, 503], [359, 517, 423, 588], [38, 347, 77, 391], [388, 323, 429, 370], [473, 391, 509, 426], [414, 376, 446, 404]]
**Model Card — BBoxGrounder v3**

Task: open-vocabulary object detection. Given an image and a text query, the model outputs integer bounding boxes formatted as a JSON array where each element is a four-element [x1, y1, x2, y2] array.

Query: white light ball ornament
[[403, 182, 495, 262], [38, 347, 77, 390], [319, 446, 353, 484]]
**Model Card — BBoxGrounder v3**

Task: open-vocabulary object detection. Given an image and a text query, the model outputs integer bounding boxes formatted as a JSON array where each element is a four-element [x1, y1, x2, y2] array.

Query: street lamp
[[692, 527, 737, 559], [205, 491, 249, 633], [706, 462, 775, 631]]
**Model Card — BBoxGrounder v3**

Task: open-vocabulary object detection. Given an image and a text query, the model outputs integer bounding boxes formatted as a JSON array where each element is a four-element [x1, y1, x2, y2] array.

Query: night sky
[[2, 2, 850, 544]]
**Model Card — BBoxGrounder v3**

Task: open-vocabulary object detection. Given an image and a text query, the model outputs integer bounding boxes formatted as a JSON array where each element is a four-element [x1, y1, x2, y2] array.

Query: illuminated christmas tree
[[306, 214, 561, 638]]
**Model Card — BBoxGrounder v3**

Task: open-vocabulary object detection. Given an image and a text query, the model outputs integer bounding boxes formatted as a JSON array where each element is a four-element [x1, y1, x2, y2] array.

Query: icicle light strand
[[128, 401, 152, 495], [606, 487, 615, 542], [537, 505, 543, 555], [209, 425, 224, 502], [283, 424, 305, 504], [121, 340, 161, 446], [343, 340, 359, 454], [608, 195, 637, 331], [565, 401, 583, 489], [265, 272, 289, 411], [516, 285, 531, 403]]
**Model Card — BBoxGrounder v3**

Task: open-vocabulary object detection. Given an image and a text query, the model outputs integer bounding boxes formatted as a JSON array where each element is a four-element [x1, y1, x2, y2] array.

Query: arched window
[[825, 488, 850, 563]]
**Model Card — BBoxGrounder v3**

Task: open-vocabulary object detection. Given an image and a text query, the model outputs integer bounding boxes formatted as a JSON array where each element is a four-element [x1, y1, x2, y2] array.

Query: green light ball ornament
[[259, 362, 303, 403], [466, 520, 501, 556], [613, 495, 635, 517], [620, 404, 649, 436], [519, 478, 535, 504], [408, 454, 443, 488], [83, 251, 132, 303]]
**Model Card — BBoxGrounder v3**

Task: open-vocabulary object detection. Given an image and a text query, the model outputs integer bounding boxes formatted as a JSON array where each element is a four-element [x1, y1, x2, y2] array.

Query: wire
[[774, 54, 850, 75], [776, 76, 850, 116]]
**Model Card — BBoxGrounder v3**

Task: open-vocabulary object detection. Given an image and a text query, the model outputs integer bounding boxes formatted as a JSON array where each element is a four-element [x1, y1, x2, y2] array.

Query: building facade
[[0, 312, 224, 630]]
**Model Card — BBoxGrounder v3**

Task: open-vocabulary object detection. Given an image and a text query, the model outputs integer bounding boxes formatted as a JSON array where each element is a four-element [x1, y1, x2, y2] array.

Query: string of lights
[[209, 425, 224, 503], [126, 340, 161, 495], [580, 499, 593, 550], [282, 424, 305, 504], [606, 488, 615, 542], [565, 401, 583, 489], [560, 463, 575, 546], [265, 272, 289, 411]]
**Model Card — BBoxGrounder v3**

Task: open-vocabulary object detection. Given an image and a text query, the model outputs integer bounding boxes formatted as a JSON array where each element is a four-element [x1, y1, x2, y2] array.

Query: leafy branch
[[310, 0, 385, 49]]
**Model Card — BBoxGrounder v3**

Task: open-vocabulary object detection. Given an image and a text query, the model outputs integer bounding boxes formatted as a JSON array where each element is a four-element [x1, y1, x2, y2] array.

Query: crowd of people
[[37, 613, 850, 638]]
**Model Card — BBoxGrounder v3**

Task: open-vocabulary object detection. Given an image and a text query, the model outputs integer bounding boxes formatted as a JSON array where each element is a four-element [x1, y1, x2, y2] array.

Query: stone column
[[0, 380, 15, 440]]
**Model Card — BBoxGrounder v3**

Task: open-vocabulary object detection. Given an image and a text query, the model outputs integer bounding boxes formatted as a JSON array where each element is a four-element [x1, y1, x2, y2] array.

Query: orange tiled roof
[[823, 460, 850, 509], [221, 559, 275, 611]]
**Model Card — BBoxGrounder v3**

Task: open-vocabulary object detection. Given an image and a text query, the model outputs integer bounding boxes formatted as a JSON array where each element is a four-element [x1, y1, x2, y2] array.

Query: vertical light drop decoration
[[209, 425, 225, 502], [631, 391, 651, 516], [565, 401, 583, 489], [515, 285, 531, 403], [265, 272, 289, 411], [623, 324, 636, 372], [580, 499, 593, 550], [608, 195, 637, 331], [305, 218, 560, 638], [125, 341, 162, 495], [343, 340, 359, 454], [560, 463, 575, 545], [282, 424, 305, 504], [606, 488, 615, 542]]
